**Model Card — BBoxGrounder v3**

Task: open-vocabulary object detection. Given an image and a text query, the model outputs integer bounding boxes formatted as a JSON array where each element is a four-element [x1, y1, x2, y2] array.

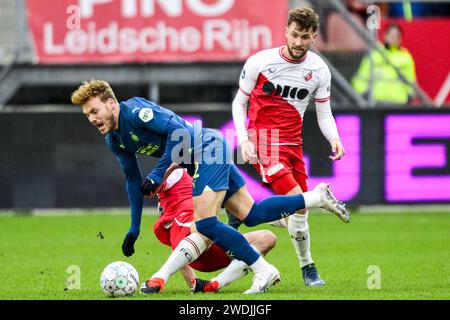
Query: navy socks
[[195, 216, 260, 265], [243, 194, 306, 227]]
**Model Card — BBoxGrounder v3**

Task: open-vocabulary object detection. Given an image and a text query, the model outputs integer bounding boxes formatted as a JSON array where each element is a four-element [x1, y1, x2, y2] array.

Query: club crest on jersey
[[139, 108, 153, 122], [304, 70, 313, 81]]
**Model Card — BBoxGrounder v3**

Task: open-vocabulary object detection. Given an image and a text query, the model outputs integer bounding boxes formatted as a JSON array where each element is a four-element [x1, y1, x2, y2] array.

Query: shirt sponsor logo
[[262, 81, 309, 100], [139, 108, 153, 122], [137, 144, 159, 156]]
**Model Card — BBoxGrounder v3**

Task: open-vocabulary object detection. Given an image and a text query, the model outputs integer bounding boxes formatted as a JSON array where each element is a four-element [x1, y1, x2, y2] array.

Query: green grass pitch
[[0, 210, 449, 300]]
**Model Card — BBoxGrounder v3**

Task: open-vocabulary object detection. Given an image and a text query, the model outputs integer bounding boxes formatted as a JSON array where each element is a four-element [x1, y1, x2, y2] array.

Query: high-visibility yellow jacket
[[352, 44, 417, 104]]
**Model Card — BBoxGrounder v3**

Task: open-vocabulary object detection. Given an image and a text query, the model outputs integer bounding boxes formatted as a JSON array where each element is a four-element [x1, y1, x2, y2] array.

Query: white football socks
[[288, 212, 313, 268], [249, 255, 272, 273], [151, 232, 207, 283], [213, 259, 250, 289], [302, 190, 322, 208], [212, 246, 259, 289]]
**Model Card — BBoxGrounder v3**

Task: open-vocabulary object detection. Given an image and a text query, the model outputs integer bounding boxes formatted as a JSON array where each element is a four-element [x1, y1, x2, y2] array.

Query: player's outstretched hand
[[122, 231, 138, 257], [241, 140, 258, 163], [329, 139, 345, 161], [140, 178, 160, 197]]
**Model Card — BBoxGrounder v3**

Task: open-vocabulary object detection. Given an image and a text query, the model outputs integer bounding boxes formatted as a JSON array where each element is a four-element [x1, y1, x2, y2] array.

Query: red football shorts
[[153, 212, 231, 273], [253, 144, 308, 194]]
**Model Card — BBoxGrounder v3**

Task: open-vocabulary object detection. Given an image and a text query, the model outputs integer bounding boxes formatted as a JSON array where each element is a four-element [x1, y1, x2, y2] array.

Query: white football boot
[[314, 183, 350, 223], [244, 265, 281, 294]]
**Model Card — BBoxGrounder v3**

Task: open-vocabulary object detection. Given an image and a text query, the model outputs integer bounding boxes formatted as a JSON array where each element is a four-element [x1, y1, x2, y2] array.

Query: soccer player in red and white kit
[[232, 7, 348, 287], [145, 168, 278, 293]]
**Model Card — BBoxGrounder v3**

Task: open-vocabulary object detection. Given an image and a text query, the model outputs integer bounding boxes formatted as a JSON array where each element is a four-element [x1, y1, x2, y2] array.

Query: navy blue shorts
[[191, 128, 245, 199]]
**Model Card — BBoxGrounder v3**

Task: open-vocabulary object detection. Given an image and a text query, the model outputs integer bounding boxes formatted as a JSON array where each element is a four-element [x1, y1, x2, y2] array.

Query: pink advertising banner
[[385, 115, 450, 202], [26, 0, 287, 64]]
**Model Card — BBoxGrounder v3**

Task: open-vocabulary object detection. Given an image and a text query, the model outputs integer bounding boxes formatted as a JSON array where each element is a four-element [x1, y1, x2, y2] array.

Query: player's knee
[[258, 230, 277, 255]]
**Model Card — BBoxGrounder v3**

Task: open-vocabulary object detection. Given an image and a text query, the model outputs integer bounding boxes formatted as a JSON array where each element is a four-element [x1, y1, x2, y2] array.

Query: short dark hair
[[288, 7, 320, 32]]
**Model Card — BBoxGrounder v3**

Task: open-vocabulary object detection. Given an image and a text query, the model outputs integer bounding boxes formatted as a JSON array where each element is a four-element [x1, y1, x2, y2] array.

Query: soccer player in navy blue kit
[[71, 80, 349, 294]]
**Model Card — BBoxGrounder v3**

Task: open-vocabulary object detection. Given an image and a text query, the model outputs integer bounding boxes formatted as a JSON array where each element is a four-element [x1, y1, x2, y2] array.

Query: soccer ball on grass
[[100, 261, 139, 297]]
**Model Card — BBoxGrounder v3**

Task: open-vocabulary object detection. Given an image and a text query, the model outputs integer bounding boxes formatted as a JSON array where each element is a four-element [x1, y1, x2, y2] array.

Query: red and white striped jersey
[[239, 46, 331, 145]]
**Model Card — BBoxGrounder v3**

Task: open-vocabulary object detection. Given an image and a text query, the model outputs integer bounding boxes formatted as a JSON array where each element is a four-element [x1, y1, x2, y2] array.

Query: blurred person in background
[[352, 23, 417, 104]]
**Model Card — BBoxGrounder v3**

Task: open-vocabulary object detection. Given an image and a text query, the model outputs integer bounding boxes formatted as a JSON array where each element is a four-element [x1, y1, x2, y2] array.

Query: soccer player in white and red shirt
[[232, 7, 347, 287]]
